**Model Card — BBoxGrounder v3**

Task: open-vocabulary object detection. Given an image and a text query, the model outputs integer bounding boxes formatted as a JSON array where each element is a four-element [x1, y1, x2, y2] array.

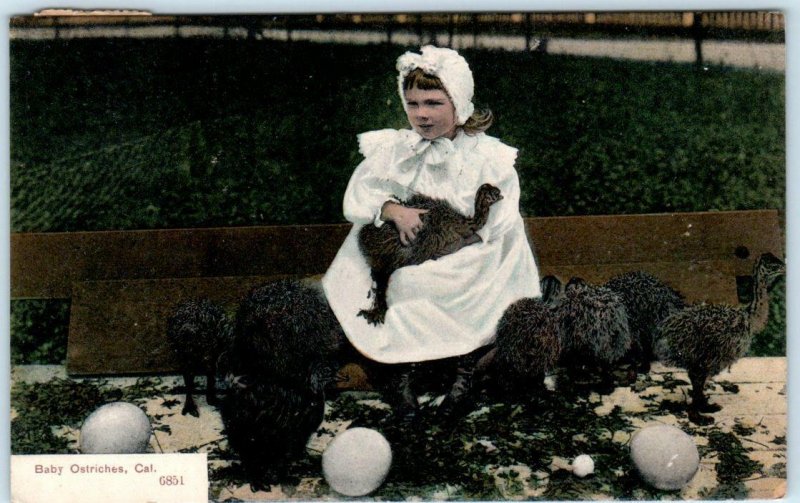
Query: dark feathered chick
[[220, 278, 345, 487], [221, 378, 325, 490], [653, 253, 784, 424], [559, 278, 632, 365], [604, 271, 686, 373], [556, 277, 632, 393], [166, 298, 232, 417], [228, 278, 346, 392], [357, 183, 503, 325], [476, 275, 564, 396]]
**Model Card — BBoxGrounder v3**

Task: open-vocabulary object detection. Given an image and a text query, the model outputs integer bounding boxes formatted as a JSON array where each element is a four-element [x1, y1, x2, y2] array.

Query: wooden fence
[[11, 11, 785, 36]]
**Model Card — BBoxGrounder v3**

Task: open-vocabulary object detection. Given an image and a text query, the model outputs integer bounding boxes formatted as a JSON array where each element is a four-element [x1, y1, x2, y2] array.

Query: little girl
[[322, 45, 541, 407]]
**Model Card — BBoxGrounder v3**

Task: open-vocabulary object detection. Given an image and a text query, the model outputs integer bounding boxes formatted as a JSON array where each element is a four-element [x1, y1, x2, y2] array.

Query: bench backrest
[[10, 209, 783, 375]]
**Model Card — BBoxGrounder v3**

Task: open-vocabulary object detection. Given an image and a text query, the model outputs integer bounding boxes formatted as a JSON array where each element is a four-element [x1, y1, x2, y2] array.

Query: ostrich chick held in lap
[[357, 183, 502, 325]]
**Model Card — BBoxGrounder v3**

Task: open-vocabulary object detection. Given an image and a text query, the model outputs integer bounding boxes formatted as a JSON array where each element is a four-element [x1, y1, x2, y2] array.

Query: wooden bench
[[10, 210, 783, 382]]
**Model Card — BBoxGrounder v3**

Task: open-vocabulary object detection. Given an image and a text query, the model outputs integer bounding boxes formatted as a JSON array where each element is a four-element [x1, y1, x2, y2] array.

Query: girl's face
[[404, 87, 458, 140]]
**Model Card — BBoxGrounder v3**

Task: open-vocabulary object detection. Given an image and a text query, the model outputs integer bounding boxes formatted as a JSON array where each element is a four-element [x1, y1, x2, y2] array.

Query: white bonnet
[[396, 45, 475, 125]]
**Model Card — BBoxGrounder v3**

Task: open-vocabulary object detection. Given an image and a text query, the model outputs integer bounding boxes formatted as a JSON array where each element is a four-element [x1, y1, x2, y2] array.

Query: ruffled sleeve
[[473, 137, 522, 243], [491, 140, 519, 171], [357, 129, 398, 157], [343, 129, 404, 226]]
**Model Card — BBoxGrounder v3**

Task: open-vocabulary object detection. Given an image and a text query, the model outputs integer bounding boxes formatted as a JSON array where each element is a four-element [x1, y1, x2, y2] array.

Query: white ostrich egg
[[572, 454, 595, 478], [80, 402, 152, 454], [630, 424, 700, 490], [322, 427, 392, 496]]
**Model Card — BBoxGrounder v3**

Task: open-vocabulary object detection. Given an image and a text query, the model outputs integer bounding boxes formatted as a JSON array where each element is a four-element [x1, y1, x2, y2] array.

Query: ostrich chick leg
[[182, 372, 200, 417], [359, 269, 391, 325], [631, 336, 652, 374], [688, 370, 717, 425], [206, 369, 219, 406]]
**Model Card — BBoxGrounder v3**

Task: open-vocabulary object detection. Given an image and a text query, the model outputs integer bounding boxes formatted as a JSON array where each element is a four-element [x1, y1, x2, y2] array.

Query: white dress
[[322, 128, 541, 364]]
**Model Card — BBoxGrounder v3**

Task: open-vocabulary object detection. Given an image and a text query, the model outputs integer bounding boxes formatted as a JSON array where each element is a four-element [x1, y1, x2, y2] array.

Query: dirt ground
[[10, 356, 786, 501]]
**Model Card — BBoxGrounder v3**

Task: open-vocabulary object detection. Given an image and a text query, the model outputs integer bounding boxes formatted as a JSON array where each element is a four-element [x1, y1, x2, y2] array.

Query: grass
[[9, 38, 785, 361], [10, 39, 784, 229]]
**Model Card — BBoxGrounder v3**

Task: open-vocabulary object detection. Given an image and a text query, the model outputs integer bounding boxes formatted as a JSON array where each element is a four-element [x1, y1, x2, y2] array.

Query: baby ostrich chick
[[229, 278, 345, 392], [221, 279, 345, 486], [221, 378, 325, 490], [166, 298, 232, 417], [654, 252, 785, 424], [558, 277, 632, 394], [604, 271, 686, 374], [357, 183, 503, 325], [477, 275, 564, 396]]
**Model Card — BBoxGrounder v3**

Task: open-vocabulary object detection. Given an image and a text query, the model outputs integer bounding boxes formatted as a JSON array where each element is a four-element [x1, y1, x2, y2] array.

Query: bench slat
[[11, 225, 351, 299], [12, 210, 782, 298], [527, 209, 782, 271], [66, 260, 740, 376], [67, 275, 295, 375], [542, 259, 739, 304]]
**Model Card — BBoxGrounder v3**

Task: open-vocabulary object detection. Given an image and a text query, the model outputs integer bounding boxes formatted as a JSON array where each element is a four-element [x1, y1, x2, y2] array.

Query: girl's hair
[[402, 68, 493, 135]]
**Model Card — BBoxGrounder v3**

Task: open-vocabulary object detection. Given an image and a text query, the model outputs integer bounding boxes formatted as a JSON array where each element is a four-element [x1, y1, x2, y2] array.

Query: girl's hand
[[381, 201, 429, 246]]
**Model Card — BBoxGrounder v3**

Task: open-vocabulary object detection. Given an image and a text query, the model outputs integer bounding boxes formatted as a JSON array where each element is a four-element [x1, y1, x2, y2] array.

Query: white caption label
[[11, 453, 208, 503]]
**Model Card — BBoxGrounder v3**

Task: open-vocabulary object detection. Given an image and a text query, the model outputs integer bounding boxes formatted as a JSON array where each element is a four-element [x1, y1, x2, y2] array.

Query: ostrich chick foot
[[358, 307, 386, 325], [181, 400, 200, 418], [696, 401, 722, 413], [688, 408, 714, 425]]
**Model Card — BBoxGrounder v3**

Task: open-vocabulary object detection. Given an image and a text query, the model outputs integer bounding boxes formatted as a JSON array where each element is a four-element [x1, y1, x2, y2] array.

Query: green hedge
[[10, 39, 785, 361]]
